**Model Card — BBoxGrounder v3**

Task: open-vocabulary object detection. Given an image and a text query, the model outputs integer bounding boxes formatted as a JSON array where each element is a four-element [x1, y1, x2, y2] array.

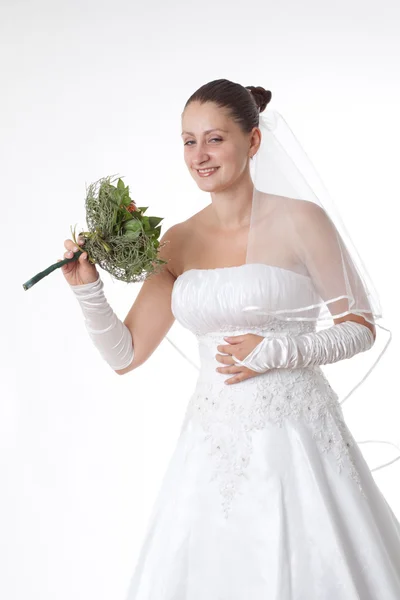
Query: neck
[[208, 171, 254, 231]]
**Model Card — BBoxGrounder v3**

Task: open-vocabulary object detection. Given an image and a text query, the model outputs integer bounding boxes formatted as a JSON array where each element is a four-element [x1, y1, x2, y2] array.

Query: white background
[[2, 0, 400, 598]]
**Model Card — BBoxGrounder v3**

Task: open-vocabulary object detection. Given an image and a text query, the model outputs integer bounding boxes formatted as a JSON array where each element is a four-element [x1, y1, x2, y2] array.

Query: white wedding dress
[[124, 263, 400, 600]]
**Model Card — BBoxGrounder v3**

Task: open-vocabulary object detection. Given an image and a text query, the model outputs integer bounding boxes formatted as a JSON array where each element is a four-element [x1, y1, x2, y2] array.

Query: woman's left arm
[[227, 320, 374, 374], [296, 201, 376, 340], [222, 203, 376, 375]]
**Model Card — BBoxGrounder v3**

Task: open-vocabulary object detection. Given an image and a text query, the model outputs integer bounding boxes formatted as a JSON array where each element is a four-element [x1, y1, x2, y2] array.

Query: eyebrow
[[180, 128, 228, 136]]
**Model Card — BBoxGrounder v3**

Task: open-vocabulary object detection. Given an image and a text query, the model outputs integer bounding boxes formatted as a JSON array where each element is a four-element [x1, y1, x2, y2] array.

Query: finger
[[223, 335, 243, 343], [216, 344, 230, 353], [64, 249, 75, 259], [215, 353, 234, 364], [218, 342, 240, 352], [216, 365, 242, 374], [64, 239, 80, 252], [224, 374, 243, 384], [225, 370, 255, 384]]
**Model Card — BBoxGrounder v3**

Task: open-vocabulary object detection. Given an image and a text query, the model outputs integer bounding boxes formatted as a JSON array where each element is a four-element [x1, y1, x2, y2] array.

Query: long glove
[[232, 321, 375, 373], [69, 274, 134, 371]]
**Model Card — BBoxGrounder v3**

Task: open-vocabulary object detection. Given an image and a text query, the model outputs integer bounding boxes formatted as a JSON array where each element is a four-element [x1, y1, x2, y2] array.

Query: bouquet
[[22, 175, 168, 290]]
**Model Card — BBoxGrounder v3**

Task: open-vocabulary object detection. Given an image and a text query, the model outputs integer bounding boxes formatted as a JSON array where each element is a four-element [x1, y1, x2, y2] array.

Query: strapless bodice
[[171, 263, 320, 384], [171, 263, 319, 331]]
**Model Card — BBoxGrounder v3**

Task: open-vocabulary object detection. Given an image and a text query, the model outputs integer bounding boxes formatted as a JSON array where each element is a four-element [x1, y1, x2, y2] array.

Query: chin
[[192, 168, 228, 192], [197, 181, 221, 192]]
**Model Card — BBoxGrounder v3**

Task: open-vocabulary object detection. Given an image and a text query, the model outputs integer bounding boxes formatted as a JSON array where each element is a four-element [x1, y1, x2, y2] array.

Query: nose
[[190, 141, 211, 167]]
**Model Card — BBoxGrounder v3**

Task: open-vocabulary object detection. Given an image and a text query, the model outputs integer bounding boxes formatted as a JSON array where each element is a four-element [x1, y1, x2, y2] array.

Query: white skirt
[[123, 371, 400, 600]]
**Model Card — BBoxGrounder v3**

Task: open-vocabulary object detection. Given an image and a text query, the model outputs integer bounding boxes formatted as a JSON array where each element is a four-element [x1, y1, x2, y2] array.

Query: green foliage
[[72, 175, 167, 283]]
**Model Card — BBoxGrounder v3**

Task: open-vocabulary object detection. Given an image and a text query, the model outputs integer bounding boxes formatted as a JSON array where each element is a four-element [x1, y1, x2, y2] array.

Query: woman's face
[[181, 101, 253, 192]]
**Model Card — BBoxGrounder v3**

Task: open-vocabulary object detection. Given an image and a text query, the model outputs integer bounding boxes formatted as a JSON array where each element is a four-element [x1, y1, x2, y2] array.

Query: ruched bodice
[[171, 263, 319, 334], [171, 263, 320, 387]]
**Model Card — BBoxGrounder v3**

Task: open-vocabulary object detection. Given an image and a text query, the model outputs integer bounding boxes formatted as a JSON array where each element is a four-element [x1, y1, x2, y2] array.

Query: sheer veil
[[165, 108, 398, 475]]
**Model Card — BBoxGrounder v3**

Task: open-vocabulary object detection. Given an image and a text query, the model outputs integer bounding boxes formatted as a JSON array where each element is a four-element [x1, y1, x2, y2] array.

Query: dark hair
[[182, 79, 272, 134]]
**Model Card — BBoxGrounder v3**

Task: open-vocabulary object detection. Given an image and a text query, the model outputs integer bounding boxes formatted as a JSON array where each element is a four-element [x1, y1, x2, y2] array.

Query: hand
[[58, 236, 99, 286], [215, 333, 266, 385]]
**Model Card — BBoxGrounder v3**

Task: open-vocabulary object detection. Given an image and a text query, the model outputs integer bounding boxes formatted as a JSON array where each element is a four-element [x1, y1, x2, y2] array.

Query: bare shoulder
[[157, 211, 204, 278], [184, 204, 212, 228], [156, 223, 182, 278], [279, 196, 333, 234], [293, 198, 330, 223]]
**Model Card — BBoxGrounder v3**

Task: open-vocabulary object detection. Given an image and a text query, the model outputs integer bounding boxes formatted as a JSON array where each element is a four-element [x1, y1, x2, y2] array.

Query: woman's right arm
[[63, 225, 180, 375], [115, 229, 178, 374]]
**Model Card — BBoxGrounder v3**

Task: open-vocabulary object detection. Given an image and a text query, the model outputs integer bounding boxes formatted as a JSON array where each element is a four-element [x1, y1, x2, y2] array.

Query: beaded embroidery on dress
[[124, 263, 400, 600]]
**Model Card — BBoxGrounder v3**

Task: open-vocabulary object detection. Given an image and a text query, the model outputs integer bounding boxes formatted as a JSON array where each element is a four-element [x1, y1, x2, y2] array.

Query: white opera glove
[[69, 274, 134, 371], [233, 321, 375, 373]]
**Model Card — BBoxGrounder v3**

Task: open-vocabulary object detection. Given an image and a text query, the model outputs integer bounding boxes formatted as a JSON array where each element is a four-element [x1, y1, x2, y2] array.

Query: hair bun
[[246, 86, 272, 113]]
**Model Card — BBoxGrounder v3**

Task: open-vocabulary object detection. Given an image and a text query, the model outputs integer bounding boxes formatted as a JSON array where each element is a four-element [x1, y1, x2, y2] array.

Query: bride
[[61, 79, 400, 599]]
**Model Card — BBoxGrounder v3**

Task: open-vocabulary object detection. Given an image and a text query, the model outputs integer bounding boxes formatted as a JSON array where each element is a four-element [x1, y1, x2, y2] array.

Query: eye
[[184, 138, 222, 146]]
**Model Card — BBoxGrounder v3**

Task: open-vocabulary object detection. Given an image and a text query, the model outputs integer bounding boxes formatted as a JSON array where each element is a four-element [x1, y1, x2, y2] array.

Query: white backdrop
[[2, 0, 400, 598]]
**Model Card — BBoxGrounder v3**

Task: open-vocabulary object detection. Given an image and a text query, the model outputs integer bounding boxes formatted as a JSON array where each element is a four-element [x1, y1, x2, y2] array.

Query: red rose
[[127, 201, 137, 213]]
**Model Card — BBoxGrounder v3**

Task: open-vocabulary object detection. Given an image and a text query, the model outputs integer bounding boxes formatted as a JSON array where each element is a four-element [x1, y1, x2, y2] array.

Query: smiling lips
[[197, 167, 219, 177]]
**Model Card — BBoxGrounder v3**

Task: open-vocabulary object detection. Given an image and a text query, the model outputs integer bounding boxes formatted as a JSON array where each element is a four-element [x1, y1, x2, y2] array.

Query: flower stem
[[22, 250, 83, 291]]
